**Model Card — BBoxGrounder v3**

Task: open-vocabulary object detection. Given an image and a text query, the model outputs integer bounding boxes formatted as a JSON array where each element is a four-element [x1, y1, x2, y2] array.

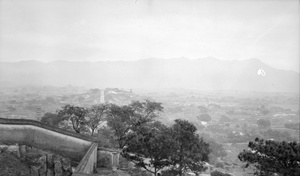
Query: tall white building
[[100, 90, 105, 104]]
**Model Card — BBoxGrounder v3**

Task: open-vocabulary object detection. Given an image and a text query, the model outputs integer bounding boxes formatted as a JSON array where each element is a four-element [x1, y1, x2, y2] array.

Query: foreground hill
[[0, 58, 298, 93]]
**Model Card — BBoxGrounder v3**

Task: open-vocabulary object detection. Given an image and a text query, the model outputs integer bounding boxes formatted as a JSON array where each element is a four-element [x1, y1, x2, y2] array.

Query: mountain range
[[0, 58, 299, 93]]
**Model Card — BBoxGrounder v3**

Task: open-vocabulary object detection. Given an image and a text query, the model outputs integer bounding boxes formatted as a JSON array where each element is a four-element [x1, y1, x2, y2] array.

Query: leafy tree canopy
[[40, 112, 62, 127], [106, 100, 163, 148], [123, 119, 211, 176], [238, 138, 300, 176], [57, 104, 88, 133], [168, 119, 210, 176], [86, 104, 107, 136], [197, 114, 212, 122], [256, 119, 271, 128], [123, 121, 173, 176]]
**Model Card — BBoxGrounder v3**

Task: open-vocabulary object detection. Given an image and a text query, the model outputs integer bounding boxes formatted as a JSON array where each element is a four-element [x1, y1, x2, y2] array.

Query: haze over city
[[0, 1, 300, 176], [0, 0, 299, 72]]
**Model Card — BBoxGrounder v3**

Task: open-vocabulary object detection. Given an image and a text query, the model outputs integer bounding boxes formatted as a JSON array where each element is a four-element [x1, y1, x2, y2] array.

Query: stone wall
[[0, 118, 100, 174], [0, 118, 93, 162], [74, 143, 98, 175], [0, 144, 73, 176]]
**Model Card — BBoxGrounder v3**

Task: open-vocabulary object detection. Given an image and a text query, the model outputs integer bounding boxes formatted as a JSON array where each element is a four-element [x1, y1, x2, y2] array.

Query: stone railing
[[74, 143, 98, 175], [0, 117, 97, 175]]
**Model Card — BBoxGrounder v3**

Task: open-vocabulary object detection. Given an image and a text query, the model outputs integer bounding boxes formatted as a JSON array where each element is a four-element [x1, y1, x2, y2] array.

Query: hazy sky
[[0, 0, 299, 72]]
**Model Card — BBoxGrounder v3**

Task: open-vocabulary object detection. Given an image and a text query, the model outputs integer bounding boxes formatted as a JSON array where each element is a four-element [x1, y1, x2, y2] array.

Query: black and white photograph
[[0, 0, 299, 176]]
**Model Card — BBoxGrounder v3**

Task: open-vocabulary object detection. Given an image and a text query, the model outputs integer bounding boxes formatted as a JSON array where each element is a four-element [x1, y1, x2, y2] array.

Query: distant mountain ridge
[[0, 58, 299, 93]]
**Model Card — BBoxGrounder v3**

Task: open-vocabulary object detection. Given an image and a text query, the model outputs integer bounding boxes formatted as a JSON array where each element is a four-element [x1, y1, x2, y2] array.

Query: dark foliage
[[40, 112, 63, 127], [238, 138, 300, 176], [167, 119, 210, 176], [106, 100, 163, 148], [256, 119, 271, 128], [122, 121, 173, 175], [86, 104, 107, 136], [197, 114, 212, 122], [57, 105, 88, 133]]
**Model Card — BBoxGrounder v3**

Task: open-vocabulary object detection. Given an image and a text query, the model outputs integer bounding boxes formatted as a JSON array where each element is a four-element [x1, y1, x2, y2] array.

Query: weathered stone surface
[[119, 155, 129, 169], [19, 145, 27, 157], [39, 155, 47, 176], [47, 153, 54, 169], [61, 157, 71, 171], [0, 145, 8, 153], [0, 152, 30, 176], [7, 145, 20, 157], [47, 169, 54, 176], [54, 157, 63, 176], [30, 166, 40, 176], [1, 144, 73, 176], [26, 145, 34, 153]]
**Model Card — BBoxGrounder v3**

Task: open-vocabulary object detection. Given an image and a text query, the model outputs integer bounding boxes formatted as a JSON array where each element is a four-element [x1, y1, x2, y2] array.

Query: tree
[[256, 119, 271, 128], [45, 97, 56, 104], [86, 104, 107, 136], [197, 114, 212, 122], [123, 121, 173, 176], [206, 140, 227, 164], [130, 100, 163, 127], [40, 112, 63, 127], [96, 127, 119, 148], [106, 100, 163, 148], [168, 119, 210, 176], [106, 104, 136, 148], [259, 105, 270, 115], [198, 105, 208, 113], [238, 138, 300, 176], [219, 115, 232, 123], [57, 105, 88, 133]]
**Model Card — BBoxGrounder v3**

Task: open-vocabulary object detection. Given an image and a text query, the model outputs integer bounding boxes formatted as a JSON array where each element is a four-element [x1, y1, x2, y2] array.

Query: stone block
[[30, 166, 40, 176], [47, 153, 54, 169], [54, 157, 63, 176], [38, 155, 47, 176], [47, 169, 54, 176], [61, 157, 71, 171], [7, 145, 20, 157], [19, 145, 27, 157]]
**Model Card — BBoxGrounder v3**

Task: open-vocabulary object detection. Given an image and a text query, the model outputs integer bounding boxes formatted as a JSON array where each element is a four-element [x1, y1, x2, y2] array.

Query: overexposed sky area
[[0, 0, 299, 72]]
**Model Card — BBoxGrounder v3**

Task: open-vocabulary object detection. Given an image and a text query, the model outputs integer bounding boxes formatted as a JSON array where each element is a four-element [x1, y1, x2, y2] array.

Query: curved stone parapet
[[0, 117, 100, 175], [74, 143, 98, 175], [0, 117, 94, 162]]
